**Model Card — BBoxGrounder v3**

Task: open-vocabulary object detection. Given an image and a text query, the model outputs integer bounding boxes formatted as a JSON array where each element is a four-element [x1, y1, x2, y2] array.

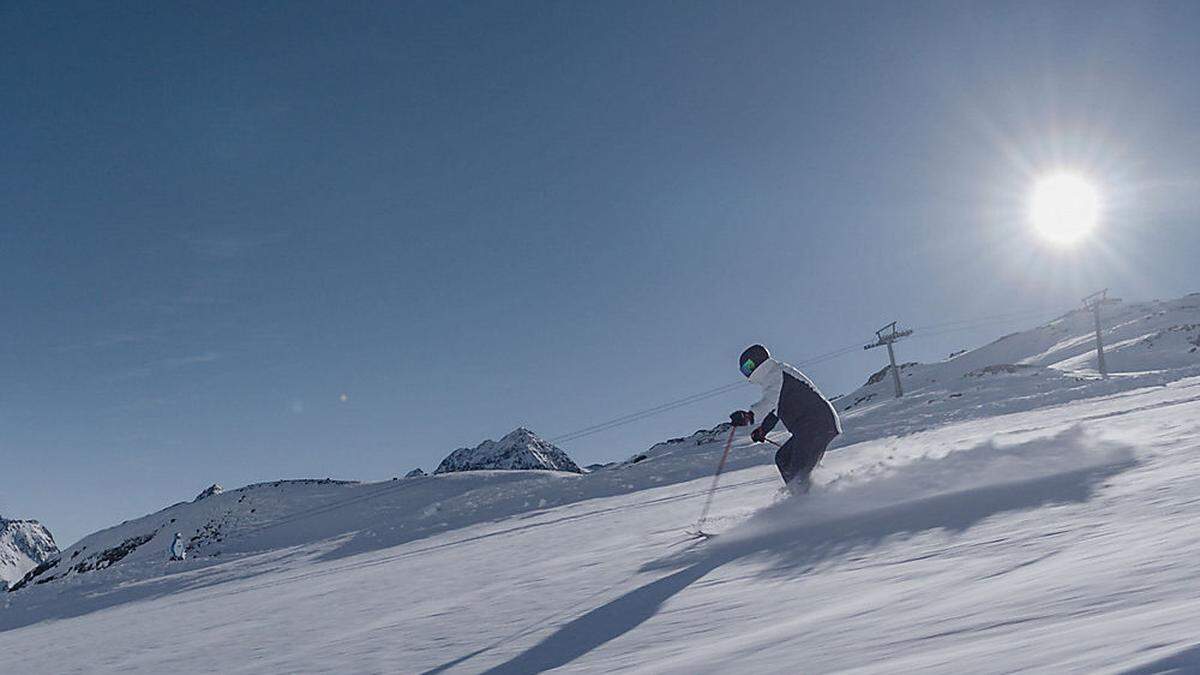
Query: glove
[[751, 426, 767, 443], [729, 410, 754, 427]]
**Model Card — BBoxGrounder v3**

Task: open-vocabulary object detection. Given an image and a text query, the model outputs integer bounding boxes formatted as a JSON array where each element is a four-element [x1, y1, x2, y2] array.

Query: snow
[[0, 519, 57, 591], [833, 296, 1200, 448], [2, 295, 1200, 673]]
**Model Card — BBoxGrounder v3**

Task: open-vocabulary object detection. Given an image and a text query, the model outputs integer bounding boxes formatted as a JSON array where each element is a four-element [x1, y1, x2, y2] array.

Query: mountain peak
[[194, 484, 224, 501], [434, 428, 582, 475], [1, 517, 58, 591], [502, 427, 537, 441]]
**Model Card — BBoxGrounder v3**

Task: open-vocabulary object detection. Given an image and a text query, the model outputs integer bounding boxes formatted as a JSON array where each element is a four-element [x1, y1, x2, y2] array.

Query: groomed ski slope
[[4, 375, 1200, 673]]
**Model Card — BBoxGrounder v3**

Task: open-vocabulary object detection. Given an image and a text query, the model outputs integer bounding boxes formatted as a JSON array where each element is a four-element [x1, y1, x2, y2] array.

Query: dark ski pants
[[775, 428, 837, 486]]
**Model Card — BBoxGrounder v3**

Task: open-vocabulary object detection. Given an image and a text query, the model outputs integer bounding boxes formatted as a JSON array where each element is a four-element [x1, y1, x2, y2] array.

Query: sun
[[1029, 174, 1100, 245]]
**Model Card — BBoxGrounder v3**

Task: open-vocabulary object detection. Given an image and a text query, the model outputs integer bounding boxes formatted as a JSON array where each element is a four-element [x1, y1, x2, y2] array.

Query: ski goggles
[[740, 358, 757, 377]]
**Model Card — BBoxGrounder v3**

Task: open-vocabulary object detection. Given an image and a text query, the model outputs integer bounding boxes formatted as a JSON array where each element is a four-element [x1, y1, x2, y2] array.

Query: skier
[[169, 532, 186, 561], [730, 344, 841, 492]]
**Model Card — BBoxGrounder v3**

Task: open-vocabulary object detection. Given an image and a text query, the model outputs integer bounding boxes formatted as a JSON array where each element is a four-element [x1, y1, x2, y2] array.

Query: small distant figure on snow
[[170, 532, 186, 561], [729, 344, 841, 493]]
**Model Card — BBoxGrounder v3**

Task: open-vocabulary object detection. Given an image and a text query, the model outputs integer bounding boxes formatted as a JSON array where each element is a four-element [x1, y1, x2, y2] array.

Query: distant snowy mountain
[[434, 427, 582, 474], [194, 484, 223, 501], [0, 518, 57, 591]]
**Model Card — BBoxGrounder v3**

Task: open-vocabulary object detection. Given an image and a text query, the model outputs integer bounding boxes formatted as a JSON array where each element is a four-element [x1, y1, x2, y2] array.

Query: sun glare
[[1030, 174, 1100, 245]]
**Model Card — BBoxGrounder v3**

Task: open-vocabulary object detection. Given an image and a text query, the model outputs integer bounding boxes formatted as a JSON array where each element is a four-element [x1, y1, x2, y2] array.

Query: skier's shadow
[[1118, 642, 1200, 673], [471, 458, 1133, 675]]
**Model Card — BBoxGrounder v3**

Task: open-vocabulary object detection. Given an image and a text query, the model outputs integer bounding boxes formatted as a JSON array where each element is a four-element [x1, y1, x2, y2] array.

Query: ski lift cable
[[911, 310, 1066, 340], [912, 307, 1067, 332]]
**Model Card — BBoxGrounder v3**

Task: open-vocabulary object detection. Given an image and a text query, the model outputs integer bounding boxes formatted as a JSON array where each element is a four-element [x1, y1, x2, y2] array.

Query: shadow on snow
[[469, 451, 1135, 674]]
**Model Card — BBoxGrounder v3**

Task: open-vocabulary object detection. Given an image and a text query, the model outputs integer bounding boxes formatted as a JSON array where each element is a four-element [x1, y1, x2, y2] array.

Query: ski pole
[[693, 425, 738, 534], [763, 437, 782, 448]]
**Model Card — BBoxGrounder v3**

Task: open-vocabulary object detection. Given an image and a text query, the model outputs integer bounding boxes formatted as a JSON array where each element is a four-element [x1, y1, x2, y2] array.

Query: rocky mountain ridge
[[0, 517, 58, 591], [434, 427, 582, 474]]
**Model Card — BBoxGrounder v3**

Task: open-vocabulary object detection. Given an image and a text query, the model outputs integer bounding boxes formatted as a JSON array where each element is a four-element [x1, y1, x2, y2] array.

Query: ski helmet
[[739, 344, 770, 377]]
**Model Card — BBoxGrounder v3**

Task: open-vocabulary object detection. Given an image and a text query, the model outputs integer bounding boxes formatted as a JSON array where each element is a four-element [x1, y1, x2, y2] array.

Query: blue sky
[[2, 1, 1198, 545]]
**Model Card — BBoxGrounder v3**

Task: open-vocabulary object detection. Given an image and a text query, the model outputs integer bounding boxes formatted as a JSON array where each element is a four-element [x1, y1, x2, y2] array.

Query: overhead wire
[[911, 307, 1060, 332], [910, 309, 1067, 341]]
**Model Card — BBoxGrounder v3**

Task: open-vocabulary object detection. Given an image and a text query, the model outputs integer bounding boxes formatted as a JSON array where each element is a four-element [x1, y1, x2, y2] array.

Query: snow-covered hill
[[434, 427, 582, 474], [3, 293, 1200, 673], [856, 294, 1199, 402], [0, 518, 57, 591], [834, 294, 1200, 445]]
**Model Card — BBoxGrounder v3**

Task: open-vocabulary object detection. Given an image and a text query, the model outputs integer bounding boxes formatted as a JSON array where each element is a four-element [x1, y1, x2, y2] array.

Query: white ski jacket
[[748, 358, 841, 436]]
